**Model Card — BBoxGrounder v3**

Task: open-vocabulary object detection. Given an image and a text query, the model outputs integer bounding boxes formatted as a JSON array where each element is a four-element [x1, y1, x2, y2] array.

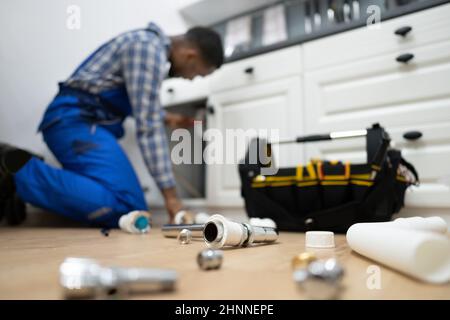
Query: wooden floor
[[1, 216, 449, 299]]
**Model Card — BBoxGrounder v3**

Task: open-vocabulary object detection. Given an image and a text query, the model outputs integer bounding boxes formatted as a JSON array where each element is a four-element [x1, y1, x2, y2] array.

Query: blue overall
[[14, 85, 148, 227]]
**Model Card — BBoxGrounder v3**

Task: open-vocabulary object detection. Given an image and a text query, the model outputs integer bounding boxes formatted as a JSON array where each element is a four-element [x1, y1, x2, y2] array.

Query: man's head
[[168, 27, 224, 80]]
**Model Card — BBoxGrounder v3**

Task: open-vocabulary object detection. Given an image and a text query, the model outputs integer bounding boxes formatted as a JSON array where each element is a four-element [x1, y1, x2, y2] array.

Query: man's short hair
[[185, 27, 224, 68]]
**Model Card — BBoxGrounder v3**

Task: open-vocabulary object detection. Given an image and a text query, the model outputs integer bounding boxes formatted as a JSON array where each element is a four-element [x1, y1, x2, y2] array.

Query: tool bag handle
[[275, 130, 367, 144], [267, 123, 391, 169]]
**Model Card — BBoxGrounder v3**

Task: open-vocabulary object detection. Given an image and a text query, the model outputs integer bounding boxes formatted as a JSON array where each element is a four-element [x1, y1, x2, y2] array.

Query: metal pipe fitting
[[197, 249, 223, 270], [293, 257, 344, 300], [177, 229, 192, 244], [59, 257, 177, 299], [119, 210, 151, 234], [162, 224, 204, 239], [203, 214, 278, 249]]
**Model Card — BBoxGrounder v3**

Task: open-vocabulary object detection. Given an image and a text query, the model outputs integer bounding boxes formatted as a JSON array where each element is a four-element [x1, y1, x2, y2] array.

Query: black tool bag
[[238, 123, 419, 233]]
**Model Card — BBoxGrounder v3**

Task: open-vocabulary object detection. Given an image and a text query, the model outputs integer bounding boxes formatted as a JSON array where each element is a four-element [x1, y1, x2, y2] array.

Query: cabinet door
[[303, 3, 450, 71], [206, 76, 303, 206], [160, 76, 210, 107], [304, 40, 450, 209], [209, 45, 302, 93]]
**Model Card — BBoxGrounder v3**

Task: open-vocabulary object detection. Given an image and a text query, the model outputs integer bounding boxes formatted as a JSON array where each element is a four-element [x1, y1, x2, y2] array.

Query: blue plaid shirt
[[63, 23, 176, 190]]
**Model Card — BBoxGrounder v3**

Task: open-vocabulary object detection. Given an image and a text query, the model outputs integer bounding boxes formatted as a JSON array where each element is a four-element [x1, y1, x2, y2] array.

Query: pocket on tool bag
[[248, 186, 304, 231], [245, 185, 282, 220], [317, 161, 352, 210], [321, 183, 351, 210], [349, 164, 373, 202], [294, 164, 321, 215], [251, 168, 297, 214], [267, 185, 297, 213], [305, 200, 361, 233], [392, 179, 409, 213], [294, 183, 322, 215]]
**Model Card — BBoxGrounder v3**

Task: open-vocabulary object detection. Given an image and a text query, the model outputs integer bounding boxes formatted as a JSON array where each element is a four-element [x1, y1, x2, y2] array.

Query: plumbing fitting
[[174, 210, 210, 225], [177, 229, 192, 244], [174, 210, 195, 224], [59, 257, 177, 299], [203, 214, 278, 249], [293, 256, 344, 300], [119, 210, 151, 234], [162, 224, 204, 239], [197, 249, 223, 270]]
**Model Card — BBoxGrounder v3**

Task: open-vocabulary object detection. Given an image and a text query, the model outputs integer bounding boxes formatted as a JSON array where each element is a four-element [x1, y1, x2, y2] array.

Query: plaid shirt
[[64, 23, 176, 191]]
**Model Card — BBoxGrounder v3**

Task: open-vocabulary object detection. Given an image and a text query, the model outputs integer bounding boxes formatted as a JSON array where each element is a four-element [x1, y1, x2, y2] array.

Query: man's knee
[[86, 194, 147, 228]]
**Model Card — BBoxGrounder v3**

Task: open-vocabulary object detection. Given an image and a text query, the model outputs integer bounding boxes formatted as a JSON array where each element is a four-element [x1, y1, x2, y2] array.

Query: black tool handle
[[296, 134, 332, 143], [276, 130, 367, 145]]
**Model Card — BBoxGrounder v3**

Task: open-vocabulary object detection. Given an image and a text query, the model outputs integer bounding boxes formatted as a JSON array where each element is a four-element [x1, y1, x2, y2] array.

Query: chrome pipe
[[161, 224, 204, 238], [203, 214, 278, 249], [59, 257, 177, 299]]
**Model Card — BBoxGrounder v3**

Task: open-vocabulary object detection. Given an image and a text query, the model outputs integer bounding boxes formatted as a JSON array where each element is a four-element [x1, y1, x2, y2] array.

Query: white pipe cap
[[305, 231, 335, 248]]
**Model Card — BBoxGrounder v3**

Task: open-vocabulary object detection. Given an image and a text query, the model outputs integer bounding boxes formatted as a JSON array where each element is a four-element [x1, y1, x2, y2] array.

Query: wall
[[0, 0, 188, 206]]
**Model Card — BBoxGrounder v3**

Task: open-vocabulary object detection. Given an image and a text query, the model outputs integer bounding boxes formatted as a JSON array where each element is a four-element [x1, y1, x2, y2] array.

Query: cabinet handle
[[396, 53, 414, 64], [206, 105, 215, 115], [244, 67, 254, 74], [403, 131, 423, 141], [394, 26, 412, 37], [167, 88, 174, 93]]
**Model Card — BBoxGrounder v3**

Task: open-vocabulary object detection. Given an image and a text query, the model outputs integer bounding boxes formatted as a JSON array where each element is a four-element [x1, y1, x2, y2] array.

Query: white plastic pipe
[[119, 211, 151, 234], [346, 217, 450, 284], [203, 214, 278, 249], [204, 214, 247, 249], [390, 216, 448, 234]]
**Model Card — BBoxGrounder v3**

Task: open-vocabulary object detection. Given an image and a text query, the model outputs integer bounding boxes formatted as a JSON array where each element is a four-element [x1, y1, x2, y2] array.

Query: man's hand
[[165, 112, 195, 129], [162, 187, 183, 223]]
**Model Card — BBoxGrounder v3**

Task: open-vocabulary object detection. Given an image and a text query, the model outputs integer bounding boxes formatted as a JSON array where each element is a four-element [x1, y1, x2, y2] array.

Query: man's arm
[[121, 39, 182, 221]]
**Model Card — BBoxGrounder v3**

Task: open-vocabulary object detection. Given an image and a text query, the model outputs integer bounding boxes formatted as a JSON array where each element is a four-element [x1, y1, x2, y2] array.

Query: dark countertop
[[225, 0, 449, 63]]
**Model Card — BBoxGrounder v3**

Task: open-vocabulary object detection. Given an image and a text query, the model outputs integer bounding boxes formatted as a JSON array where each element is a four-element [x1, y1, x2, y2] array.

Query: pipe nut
[[178, 229, 192, 245], [292, 252, 317, 270], [197, 249, 223, 270]]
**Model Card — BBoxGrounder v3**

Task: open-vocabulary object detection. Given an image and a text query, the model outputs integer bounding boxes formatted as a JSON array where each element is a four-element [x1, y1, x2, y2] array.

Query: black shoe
[[0, 143, 33, 225], [4, 193, 27, 226], [0, 195, 5, 223], [0, 142, 33, 202], [0, 169, 16, 206], [0, 172, 27, 225], [0, 143, 33, 175]]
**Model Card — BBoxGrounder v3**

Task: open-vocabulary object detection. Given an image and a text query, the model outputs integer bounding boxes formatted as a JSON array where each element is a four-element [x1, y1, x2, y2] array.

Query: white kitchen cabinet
[[160, 76, 210, 107], [303, 39, 450, 130], [158, 3, 450, 213], [303, 3, 450, 71], [209, 45, 302, 92], [303, 37, 450, 210], [206, 76, 303, 206]]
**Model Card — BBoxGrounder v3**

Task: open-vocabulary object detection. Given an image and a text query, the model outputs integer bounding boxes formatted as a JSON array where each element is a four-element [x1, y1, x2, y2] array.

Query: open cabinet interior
[[165, 100, 207, 201]]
